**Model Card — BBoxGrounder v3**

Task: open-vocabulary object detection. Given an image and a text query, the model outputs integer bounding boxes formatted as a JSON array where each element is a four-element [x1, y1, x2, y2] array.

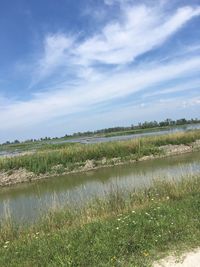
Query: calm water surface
[[0, 151, 200, 224], [52, 123, 200, 144], [1, 124, 200, 157]]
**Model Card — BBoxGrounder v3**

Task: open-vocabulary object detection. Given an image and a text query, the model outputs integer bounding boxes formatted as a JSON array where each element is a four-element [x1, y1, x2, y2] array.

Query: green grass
[[0, 123, 197, 152], [0, 175, 199, 266], [0, 130, 200, 175], [0, 140, 75, 153]]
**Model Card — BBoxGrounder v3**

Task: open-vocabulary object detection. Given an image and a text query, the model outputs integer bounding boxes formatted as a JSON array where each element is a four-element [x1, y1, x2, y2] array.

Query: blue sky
[[0, 0, 200, 142]]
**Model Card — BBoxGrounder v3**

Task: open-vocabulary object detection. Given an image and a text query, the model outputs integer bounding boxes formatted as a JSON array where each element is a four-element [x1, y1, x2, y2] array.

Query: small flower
[[132, 210, 135, 213], [3, 245, 8, 249], [116, 227, 119, 230], [117, 218, 121, 221], [5, 241, 9, 244], [111, 256, 116, 262], [143, 252, 149, 257]]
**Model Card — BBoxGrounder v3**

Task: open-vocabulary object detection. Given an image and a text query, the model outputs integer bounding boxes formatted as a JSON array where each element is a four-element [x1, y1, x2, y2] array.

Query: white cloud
[[75, 5, 200, 65], [143, 79, 200, 98], [31, 33, 75, 85], [31, 3, 200, 84], [2, 92, 200, 142], [1, 1, 200, 141], [1, 56, 200, 132], [103, 0, 130, 6], [104, 0, 115, 5]]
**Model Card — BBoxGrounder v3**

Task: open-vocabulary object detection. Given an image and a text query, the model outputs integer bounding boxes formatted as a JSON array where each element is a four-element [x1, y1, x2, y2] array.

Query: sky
[[0, 0, 200, 142]]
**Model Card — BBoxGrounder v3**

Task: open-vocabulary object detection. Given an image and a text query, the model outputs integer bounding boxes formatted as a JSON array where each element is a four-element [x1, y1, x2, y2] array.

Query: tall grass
[[0, 130, 200, 175], [0, 175, 199, 266]]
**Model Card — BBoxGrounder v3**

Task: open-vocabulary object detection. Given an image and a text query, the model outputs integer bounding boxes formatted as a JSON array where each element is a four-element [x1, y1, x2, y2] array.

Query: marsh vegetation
[[0, 175, 199, 266], [0, 130, 200, 178]]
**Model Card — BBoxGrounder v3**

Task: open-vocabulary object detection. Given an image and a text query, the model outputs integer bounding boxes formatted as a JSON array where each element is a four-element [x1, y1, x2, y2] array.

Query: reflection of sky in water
[[1, 124, 200, 157], [55, 124, 200, 144], [0, 151, 200, 224]]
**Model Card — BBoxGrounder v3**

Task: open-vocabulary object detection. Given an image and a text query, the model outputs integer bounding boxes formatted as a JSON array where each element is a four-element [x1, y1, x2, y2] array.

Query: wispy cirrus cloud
[[1, 55, 200, 131], [143, 79, 200, 98], [1, 1, 200, 141], [39, 34, 74, 77], [76, 5, 200, 65], [31, 3, 200, 85]]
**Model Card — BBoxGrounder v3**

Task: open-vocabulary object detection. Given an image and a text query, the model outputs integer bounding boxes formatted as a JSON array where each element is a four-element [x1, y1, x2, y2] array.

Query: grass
[[0, 175, 199, 266], [0, 123, 198, 153], [103, 125, 178, 137], [0, 130, 200, 176], [0, 139, 76, 153]]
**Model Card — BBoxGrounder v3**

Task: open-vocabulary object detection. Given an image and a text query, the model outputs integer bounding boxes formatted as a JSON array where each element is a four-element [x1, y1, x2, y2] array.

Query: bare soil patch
[[154, 248, 200, 267]]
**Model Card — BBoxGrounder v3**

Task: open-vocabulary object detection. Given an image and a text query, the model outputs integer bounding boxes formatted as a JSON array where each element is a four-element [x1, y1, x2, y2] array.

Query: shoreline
[[0, 140, 200, 188], [0, 175, 200, 266]]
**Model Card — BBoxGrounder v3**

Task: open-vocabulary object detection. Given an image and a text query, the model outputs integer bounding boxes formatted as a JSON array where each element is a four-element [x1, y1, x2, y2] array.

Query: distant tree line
[[65, 118, 200, 137], [2, 117, 200, 145]]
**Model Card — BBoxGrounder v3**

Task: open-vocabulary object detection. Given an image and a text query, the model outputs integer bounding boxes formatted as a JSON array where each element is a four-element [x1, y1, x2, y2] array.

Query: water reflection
[[0, 151, 200, 223]]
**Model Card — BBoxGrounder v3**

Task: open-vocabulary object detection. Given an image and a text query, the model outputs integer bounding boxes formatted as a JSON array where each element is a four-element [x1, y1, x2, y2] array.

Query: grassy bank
[[103, 124, 181, 137], [0, 175, 200, 266], [0, 130, 200, 177]]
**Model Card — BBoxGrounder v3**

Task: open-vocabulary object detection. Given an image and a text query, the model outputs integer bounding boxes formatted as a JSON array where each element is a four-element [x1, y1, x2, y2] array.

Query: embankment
[[0, 130, 200, 187]]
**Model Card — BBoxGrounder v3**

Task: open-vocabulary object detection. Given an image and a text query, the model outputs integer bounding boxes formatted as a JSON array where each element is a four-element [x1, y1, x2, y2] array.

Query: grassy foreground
[[0, 175, 200, 266], [0, 130, 200, 176]]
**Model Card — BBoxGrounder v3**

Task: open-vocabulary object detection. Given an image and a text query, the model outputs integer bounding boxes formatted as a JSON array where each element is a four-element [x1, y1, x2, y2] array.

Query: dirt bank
[[0, 140, 200, 187]]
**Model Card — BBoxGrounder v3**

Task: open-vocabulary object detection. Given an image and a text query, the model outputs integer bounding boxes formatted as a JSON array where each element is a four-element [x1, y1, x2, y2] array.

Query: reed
[[0, 130, 199, 175], [0, 175, 199, 266]]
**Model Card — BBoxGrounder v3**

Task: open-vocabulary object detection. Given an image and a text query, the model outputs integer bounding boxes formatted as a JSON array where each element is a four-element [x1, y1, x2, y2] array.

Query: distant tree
[[176, 118, 187, 125]]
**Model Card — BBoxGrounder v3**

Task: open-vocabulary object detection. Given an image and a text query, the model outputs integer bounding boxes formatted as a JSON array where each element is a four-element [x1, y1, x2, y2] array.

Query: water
[[0, 151, 200, 224], [50, 123, 200, 145], [1, 123, 200, 157]]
